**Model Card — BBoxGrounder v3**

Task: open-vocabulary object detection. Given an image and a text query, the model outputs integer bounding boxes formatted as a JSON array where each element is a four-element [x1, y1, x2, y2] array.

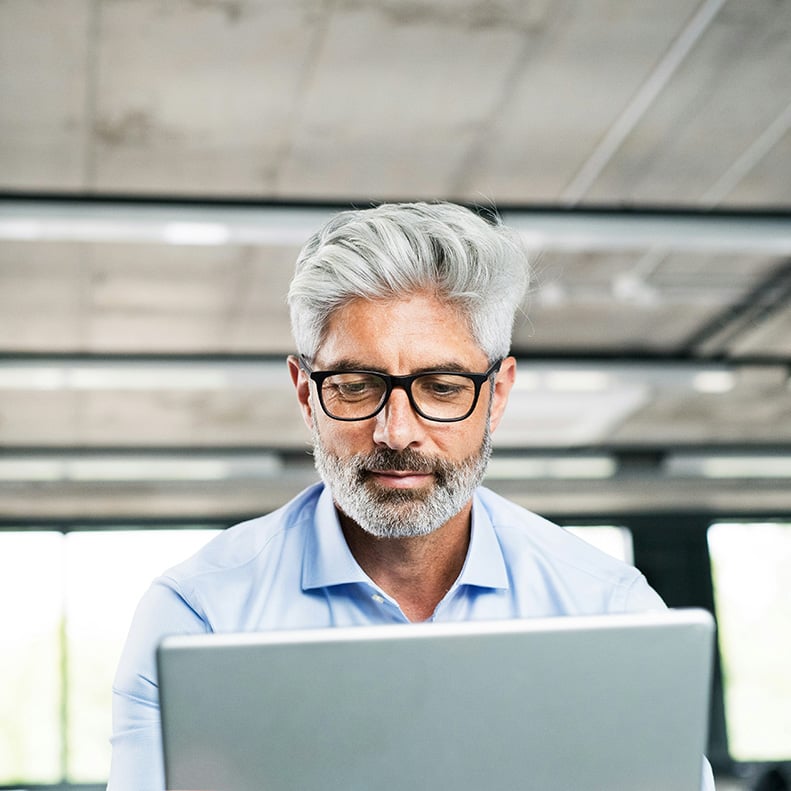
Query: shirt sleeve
[[701, 756, 716, 790], [620, 571, 668, 612], [107, 578, 208, 791]]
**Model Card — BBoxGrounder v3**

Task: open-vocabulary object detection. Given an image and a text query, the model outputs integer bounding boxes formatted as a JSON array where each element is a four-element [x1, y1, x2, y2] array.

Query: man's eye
[[326, 377, 382, 401], [337, 382, 370, 396], [418, 377, 468, 398], [429, 383, 462, 395]]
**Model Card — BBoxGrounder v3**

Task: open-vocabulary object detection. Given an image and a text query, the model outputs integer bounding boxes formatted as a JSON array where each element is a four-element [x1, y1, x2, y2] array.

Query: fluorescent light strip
[[692, 371, 735, 394], [2, 453, 787, 482], [0, 203, 337, 246], [486, 456, 616, 480], [0, 361, 289, 390], [666, 455, 791, 479], [0, 360, 739, 393], [0, 454, 282, 482], [2, 201, 791, 253], [510, 363, 735, 393], [501, 211, 791, 254]]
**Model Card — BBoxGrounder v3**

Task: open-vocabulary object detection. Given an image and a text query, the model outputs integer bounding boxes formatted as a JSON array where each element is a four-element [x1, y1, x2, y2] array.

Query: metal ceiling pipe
[[1, 195, 790, 253]]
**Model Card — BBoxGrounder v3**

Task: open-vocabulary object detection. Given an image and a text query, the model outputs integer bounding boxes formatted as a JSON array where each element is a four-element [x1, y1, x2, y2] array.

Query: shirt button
[[371, 593, 385, 604]]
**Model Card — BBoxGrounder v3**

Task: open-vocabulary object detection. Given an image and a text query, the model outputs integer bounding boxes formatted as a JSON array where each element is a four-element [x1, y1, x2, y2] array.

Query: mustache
[[355, 448, 451, 477]]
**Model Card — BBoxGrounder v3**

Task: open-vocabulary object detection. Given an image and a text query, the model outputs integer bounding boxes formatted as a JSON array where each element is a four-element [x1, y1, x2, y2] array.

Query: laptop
[[158, 609, 714, 791]]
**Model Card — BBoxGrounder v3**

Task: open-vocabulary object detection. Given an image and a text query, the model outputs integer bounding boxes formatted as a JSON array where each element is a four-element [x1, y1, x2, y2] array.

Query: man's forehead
[[312, 292, 487, 370]]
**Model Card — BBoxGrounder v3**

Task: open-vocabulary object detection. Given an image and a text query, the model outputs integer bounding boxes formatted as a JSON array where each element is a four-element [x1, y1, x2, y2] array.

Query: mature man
[[108, 202, 712, 789]]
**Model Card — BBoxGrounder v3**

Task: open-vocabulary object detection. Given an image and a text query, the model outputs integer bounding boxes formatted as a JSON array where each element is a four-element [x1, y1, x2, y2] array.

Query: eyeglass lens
[[319, 372, 478, 420]]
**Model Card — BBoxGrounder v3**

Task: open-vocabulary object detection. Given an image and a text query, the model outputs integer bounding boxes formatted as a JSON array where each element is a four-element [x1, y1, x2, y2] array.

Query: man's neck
[[338, 505, 472, 623]]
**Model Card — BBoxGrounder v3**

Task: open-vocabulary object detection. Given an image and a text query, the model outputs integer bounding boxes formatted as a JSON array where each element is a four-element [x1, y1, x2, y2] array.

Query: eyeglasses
[[300, 356, 502, 422]]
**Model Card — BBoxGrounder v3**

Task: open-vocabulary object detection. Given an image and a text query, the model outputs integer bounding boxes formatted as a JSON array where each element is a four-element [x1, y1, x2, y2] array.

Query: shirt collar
[[302, 485, 369, 590], [301, 485, 510, 592], [457, 492, 510, 590]]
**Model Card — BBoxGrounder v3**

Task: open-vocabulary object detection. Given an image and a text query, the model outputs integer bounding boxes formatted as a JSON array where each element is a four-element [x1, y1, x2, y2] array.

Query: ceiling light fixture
[[0, 453, 282, 482], [2, 200, 791, 253], [472, 455, 617, 480], [692, 371, 736, 393], [666, 454, 791, 479]]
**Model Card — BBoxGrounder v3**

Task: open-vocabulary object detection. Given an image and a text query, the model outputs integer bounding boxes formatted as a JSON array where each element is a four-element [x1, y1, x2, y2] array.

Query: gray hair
[[287, 202, 529, 361]]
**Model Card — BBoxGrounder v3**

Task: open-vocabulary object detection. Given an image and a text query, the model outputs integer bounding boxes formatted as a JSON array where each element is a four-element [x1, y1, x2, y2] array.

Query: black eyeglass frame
[[299, 356, 503, 423]]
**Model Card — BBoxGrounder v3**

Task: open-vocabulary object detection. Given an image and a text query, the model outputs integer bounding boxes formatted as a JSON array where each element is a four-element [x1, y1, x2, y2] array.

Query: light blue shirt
[[108, 482, 713, 790]]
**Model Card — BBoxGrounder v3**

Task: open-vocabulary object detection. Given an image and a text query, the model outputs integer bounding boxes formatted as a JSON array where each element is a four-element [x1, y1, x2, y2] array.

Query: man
[[108, 202, 713, 789]]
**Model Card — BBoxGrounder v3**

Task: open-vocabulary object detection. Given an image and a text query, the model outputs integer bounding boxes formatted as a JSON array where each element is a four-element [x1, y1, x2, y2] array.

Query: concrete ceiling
[[1, 0, 790, 520]]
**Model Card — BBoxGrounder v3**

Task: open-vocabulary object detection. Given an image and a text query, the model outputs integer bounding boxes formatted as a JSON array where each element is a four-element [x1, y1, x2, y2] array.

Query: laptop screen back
[[158, 609, 714, 791]]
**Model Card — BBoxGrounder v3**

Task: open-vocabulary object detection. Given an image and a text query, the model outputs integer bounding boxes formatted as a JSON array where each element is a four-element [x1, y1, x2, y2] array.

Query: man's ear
[[488, 356, 516, 434], [287, 355, 314, 430]]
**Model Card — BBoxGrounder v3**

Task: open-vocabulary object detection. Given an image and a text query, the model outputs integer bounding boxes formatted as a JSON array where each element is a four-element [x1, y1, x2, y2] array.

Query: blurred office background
[[0, 1, 789, 788]]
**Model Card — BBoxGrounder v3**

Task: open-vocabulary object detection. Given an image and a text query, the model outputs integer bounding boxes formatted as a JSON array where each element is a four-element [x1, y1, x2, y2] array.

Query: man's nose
[[371, 386, 425, 450]]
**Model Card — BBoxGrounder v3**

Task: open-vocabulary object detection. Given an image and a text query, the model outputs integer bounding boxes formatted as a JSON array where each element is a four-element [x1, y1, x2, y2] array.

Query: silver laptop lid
[[158, 609, 714, 791]]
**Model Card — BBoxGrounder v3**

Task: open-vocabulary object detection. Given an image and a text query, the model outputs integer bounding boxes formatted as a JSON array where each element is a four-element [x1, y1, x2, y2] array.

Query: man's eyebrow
[[316, 357, 376, 372], [316, 358, 476, 374]]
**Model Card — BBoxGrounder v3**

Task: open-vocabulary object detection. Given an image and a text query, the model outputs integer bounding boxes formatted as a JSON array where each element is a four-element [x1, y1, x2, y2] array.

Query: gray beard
[[311, 427, 492, 539]]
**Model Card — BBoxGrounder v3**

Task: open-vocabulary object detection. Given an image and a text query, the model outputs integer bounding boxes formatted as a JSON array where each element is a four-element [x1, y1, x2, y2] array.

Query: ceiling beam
[[1, 194, 791, 253]]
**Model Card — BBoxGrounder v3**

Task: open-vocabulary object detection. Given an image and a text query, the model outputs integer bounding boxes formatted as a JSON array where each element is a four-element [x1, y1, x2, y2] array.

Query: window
[[0, 532, 62, 784], [564, 525, 634, 564], [708, 522, 791, 762], [0, 528, 220, 786]]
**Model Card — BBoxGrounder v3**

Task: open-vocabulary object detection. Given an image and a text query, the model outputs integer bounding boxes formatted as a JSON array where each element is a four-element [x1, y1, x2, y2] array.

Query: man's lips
[[366, 469, 434, 488]]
